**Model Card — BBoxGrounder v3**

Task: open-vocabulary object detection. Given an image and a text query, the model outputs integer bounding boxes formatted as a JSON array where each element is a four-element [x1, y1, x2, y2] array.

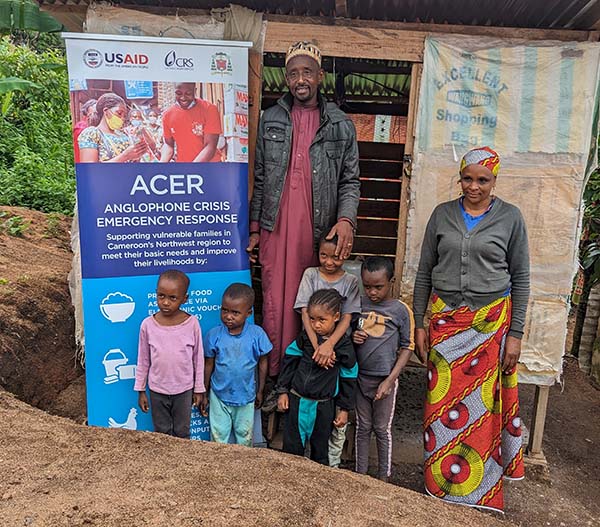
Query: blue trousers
[[209, 390, 255, 446]]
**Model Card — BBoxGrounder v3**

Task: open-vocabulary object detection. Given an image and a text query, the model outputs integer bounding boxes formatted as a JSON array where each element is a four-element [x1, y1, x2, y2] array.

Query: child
[[202, 283, 272, 446], [294, 234, 361, 467], [277, 289, 358, 465], [352, 257, 415, 482], [134, 269, 205, 439]]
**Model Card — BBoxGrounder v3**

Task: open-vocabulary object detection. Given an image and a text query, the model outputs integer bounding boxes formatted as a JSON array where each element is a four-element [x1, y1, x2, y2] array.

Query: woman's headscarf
[[459, 146, 500, 177]]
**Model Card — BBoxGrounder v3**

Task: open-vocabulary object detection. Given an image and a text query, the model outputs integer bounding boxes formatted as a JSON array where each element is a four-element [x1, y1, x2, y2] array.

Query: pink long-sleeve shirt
[[134, 314, 205, 395]]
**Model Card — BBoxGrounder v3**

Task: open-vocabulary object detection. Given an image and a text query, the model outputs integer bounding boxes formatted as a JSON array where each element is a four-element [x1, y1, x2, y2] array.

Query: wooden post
[[393, 62, 422, 298], [247, 49, 264, 200], [527, 385, 550, 457]]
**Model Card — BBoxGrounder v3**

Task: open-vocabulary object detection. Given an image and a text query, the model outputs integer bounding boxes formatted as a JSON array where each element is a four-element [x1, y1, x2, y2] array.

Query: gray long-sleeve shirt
[[413, 197, 530, 338]]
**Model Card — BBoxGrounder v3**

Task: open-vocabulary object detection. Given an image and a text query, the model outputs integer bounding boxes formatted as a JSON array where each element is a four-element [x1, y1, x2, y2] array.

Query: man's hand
[[255, 389, 264, 409], [138, 391, 149, 413], [277, 393, 289, 412], [415, 328, 429, 364], [352, 329, 368, 345], [246, 233, 260, 264], [312, 340, 336, 368], [333, 409, 349, 428], [326, 220, 354, 259], [502, 335, 522, 374]]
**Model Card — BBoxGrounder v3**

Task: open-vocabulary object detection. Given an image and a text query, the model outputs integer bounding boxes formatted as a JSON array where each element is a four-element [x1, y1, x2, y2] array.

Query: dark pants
[[283, 392, 334, 465], [355, 375, 398, 478], [149, 388, 193, 439]]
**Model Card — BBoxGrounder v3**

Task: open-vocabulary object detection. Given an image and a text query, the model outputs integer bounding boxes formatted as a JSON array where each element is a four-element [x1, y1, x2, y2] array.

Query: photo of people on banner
[[70, 80, 249, 164]]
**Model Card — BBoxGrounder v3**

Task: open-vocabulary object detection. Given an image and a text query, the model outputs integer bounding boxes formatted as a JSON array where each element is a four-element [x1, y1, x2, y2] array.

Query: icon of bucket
[[103, 349, 128, 384]]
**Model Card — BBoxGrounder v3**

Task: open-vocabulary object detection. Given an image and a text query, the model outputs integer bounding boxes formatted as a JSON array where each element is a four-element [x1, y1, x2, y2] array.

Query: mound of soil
[[0, 391, 510, 527], [0, 206, 82, 412]]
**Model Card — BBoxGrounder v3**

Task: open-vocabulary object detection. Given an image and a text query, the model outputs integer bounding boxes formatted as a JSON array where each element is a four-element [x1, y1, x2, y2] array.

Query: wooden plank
[[264, 21, 426, 62], [527, 385, 550, 455], [335, 0, 348, 19], [394, 62, 422, 298], [247, 50, 263, 200], [265, 14, 593, 42]]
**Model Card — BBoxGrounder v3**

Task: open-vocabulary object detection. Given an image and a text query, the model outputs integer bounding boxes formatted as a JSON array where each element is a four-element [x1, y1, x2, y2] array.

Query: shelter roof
[[39, 0, 600, 30]]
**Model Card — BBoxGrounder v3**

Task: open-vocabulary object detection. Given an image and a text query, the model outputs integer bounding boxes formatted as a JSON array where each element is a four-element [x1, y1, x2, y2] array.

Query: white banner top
[[63, 33, 251, 84]]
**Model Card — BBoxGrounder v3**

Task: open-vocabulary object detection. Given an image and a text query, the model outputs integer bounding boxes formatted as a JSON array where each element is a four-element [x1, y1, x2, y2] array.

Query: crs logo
[[164, 50, 194, 69], [83, 49, 103, 68]]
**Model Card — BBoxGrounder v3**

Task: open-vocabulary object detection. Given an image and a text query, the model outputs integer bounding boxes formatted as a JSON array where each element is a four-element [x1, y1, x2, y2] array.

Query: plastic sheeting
[[403, 35, 600, 385]]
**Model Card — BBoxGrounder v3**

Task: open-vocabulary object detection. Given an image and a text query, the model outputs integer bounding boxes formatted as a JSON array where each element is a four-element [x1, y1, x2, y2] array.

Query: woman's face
[[460, 164, 496, 207]]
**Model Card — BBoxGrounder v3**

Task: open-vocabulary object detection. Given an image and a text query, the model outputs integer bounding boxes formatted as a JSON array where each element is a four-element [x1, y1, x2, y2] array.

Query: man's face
[[174, 84, 196, 109], [285, 55, 323, 104]]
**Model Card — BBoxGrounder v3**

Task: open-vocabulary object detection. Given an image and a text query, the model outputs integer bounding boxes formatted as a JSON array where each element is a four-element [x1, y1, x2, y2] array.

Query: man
[[160, 82, 222, 163], [247, 41, 360, 376]]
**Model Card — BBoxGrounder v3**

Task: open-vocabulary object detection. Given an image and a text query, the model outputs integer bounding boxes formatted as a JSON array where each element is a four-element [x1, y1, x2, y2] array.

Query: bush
[[0, 36, 75, 215]]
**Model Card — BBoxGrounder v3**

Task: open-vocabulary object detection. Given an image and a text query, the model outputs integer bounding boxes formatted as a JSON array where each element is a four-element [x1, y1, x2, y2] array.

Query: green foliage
[[0, 1, 63, 34], [44, 211, 63, 238], [0, 36, 75, 214], [0, 210, 28, 236]]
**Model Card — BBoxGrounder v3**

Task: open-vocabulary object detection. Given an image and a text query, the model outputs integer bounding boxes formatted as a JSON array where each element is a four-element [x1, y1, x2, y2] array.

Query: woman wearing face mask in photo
[[78, 93, 148, 163]]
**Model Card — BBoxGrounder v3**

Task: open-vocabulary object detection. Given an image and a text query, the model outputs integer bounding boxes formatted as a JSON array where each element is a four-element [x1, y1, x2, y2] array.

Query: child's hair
[[319, 233, 338, 248], [362, 256, 394, 280], [158, 269, 190, 292], [307, 288, 344, 314], [223, 282, 255, 307]]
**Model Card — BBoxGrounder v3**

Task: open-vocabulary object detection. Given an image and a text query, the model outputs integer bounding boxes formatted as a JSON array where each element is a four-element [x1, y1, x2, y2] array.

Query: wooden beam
[[527, 385, 550, 456], [265, 21, 425, 62], [335, 0, 348, 18], [265, 14, 593, 42], [393, 62, 422, 299], [247, 50, 263, 200]]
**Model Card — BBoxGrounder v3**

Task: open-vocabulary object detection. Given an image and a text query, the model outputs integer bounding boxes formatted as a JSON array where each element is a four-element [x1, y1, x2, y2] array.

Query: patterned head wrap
[[459, 146, 500, 177], [285, 41, 322, 67]]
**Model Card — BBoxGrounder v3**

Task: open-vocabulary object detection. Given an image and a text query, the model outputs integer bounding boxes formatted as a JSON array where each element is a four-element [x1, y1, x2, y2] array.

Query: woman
[[78, 93, 147, 163], [413, 146, 529, 513], [72, 98, 96, 163]]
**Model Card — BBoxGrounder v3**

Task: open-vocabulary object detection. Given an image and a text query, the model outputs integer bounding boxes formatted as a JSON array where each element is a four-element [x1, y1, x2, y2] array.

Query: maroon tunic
[[260, 104, 320, 375]]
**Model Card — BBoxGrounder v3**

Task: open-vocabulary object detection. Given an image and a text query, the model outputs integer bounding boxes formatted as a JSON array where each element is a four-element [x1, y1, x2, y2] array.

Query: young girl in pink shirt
[[134, 270, 205, 438]]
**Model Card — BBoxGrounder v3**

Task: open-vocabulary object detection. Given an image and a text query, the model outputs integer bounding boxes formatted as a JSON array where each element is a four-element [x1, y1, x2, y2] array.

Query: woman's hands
[[415, 328, 429, 364], [502, 335, 522, 374]]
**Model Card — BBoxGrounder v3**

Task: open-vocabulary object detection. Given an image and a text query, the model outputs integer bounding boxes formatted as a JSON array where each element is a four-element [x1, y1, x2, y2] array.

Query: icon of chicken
[[108, 408, 138, 430]]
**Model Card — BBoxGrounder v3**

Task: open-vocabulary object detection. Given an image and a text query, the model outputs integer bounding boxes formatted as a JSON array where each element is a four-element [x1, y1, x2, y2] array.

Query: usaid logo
[[164, 50, 194, 69], [83, 49, 103, 68]]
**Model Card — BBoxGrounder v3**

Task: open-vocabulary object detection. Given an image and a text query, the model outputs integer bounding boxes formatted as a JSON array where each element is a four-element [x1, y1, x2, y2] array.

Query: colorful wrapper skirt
[[423, 294, 524, 513]]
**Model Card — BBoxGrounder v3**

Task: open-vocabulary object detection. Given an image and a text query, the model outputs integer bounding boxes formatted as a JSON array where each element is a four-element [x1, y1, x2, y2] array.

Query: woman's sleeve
[[77, 127, 99, 150], [507, 209, 530, 338], [413, 209, 439, 329]]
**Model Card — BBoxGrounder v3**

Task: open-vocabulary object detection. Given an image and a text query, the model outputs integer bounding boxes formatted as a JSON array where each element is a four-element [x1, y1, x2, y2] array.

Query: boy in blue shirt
[[203, 283, 272, 446]]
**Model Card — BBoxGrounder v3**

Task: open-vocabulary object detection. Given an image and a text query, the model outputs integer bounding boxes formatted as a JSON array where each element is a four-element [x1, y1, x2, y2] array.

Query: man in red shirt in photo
[[160, 82, 223, 163]]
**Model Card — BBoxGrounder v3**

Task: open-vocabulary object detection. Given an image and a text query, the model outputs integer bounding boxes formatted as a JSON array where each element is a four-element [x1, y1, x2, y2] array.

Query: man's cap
[[285, 41, 322, 67]]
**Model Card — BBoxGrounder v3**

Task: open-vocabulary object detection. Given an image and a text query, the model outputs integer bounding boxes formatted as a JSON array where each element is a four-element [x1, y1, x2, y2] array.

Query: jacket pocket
[[264, 126, 286, 164]]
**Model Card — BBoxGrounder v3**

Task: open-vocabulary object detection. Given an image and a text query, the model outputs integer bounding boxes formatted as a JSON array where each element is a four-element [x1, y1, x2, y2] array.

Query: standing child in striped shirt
[[352, 257, 415, 482]]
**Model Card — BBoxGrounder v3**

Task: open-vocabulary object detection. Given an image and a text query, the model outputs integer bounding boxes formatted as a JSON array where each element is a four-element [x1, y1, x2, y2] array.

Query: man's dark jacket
[[250, 92, 360, 245]]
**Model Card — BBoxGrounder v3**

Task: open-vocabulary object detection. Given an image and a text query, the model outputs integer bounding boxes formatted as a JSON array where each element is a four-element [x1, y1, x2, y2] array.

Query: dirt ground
[[0, 206, 598, 526]]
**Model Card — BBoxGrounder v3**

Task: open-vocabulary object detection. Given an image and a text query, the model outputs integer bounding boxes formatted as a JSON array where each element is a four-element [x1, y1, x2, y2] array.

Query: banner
[[403, 35, 600, 385], [64, 33, 252, 436]]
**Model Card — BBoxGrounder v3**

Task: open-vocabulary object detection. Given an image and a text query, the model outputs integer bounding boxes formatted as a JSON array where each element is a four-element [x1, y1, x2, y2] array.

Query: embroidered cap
[[285, 41, 322, 67], [460, 146, 500, 177]]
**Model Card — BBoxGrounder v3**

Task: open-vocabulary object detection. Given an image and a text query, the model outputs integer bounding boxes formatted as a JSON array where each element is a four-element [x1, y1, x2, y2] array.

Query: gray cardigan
[[413, 197, 530, 338]]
